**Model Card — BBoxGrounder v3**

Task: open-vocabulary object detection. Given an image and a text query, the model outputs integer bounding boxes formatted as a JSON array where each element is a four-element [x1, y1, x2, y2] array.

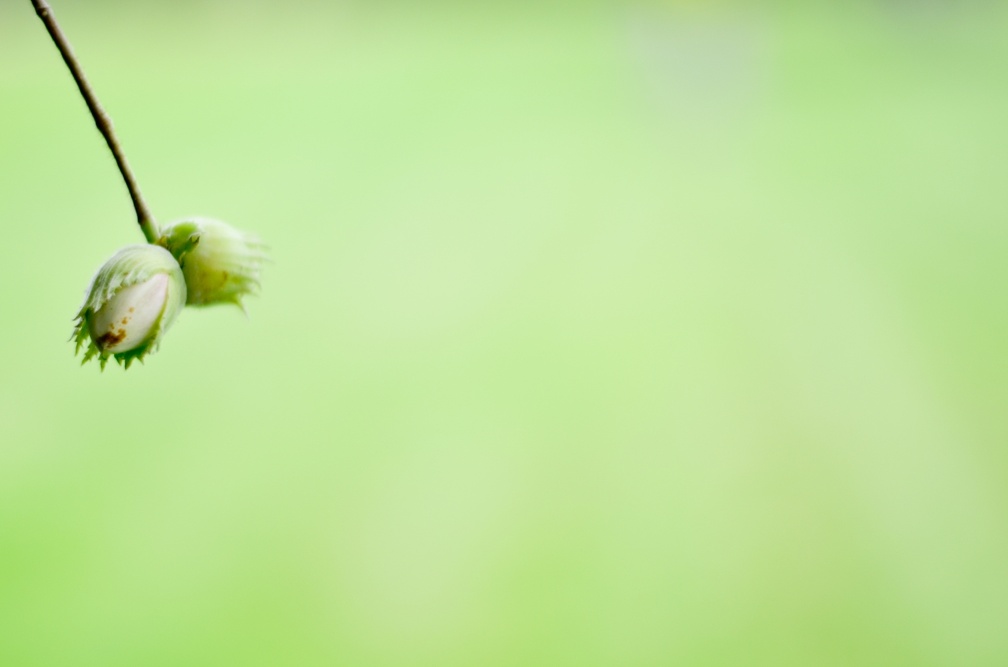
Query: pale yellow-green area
[[2, 2, 1007, 665]]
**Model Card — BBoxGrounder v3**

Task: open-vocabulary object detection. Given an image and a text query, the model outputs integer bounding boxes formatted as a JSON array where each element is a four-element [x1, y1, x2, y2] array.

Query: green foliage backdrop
[[2, 2, 1007, 665]]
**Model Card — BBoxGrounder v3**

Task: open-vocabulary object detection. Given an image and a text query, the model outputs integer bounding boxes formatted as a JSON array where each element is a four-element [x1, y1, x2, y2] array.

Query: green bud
[[72, 244, 187, 370], [157, 217, 265, 308]]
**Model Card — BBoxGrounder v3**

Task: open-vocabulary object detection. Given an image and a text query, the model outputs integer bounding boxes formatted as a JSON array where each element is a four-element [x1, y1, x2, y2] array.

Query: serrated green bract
[[72, 244, 187, 370], [158, 217, 266, 308]]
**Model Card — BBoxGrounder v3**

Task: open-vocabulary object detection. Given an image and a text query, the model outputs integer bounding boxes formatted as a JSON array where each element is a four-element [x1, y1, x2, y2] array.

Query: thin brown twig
[[31, 0, 158, 243]]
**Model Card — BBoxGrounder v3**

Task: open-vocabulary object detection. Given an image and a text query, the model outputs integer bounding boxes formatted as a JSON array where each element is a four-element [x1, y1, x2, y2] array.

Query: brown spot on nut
[[96, 328, 126, 349]]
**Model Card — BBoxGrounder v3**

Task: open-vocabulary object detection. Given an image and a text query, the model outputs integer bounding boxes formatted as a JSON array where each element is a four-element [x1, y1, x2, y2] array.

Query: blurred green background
[[2, 1, 1008, 665]]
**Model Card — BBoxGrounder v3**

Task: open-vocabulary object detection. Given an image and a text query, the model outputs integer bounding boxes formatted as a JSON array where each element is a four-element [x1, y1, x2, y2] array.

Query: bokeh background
[[2, 1, 1008, 664]]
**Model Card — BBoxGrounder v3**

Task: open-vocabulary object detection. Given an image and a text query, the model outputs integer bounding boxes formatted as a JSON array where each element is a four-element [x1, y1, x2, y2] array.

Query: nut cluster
[[72, 218, 266, 369]]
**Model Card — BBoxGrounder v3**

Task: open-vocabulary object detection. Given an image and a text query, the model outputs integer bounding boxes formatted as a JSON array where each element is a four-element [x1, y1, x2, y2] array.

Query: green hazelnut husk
[[72, 244, 187, 370], [157, 217, 266, 308]]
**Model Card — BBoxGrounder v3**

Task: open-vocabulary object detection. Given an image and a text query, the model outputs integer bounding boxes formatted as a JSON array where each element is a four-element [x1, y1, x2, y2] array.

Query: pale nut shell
[[88, 273, 169, 353]]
